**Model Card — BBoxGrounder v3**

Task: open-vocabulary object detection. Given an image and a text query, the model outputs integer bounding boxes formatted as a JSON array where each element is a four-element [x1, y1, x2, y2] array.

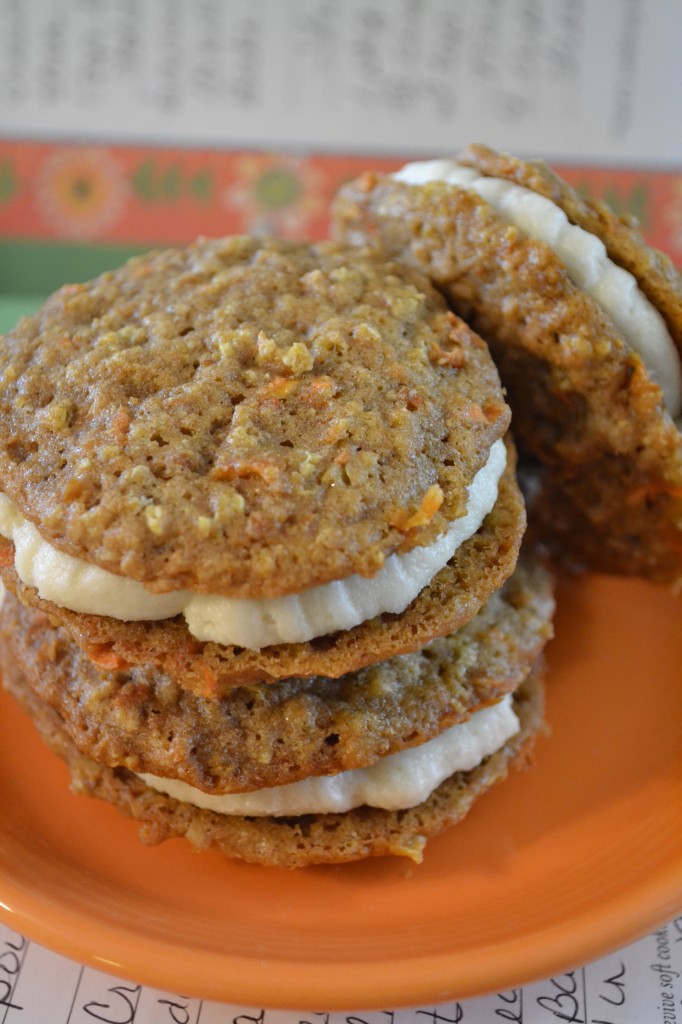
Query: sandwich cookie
[[0, 236, 524, 693], [332, 147, 682, 583]]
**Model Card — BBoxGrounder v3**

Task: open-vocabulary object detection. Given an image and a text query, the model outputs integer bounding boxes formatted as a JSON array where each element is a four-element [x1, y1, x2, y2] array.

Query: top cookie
[[458, 143, 682, 353], [0, 237, 509, 599]]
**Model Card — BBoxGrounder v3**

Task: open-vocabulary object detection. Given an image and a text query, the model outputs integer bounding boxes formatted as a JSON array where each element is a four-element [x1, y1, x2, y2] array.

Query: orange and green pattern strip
[[0, 141, 681, 263]]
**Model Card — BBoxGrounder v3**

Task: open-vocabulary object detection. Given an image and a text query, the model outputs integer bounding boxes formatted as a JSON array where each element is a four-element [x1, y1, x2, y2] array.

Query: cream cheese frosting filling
[[394, 160, 682, 418], [0, 438, 505, 650], [139, 694, 520, 816]]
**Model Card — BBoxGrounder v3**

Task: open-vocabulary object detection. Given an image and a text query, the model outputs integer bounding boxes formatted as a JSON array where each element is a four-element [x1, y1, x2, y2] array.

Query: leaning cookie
[[332, 148, 682, 584], [0, 236, 524, 692], [1, 583, 549, 868]]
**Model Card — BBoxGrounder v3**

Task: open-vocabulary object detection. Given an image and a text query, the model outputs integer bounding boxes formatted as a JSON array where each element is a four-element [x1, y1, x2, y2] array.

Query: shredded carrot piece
[[482, 400, 506, 422], [263, 377, 297, 400], [390, 484, 444, 531], [300, 376, 335, 407], [212, 459, 279, 484], [197, 661, 219, 698], [111, 407, 130, 441], [90, 647, 128, 671], [429, 342, 465, 368], [467, 402, 487, 423]]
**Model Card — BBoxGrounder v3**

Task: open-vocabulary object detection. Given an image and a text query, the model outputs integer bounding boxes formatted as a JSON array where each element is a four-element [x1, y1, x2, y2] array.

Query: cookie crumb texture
[[0, 237, 508, 598]]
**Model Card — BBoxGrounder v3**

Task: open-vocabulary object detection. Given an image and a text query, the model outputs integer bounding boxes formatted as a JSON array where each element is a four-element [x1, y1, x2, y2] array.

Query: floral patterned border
[[0, 140, 681, 262]]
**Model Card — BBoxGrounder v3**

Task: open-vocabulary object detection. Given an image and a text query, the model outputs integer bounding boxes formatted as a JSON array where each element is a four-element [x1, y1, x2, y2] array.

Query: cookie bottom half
[[3, 658, 545, 869]]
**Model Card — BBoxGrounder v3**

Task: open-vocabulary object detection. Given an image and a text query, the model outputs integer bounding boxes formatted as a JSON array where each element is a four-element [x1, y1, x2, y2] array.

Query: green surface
[[0, 240, 148, 296], [0, 295, 43, 331], [0, 239, 152, 332]]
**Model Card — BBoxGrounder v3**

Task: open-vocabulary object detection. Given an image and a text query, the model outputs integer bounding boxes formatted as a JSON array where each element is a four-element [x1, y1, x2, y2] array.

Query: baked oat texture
[[4, 657, 545, 868], [0, 443, 526, 694], [332, 157, 682, 584], [0, 237, 509, 598], [0, 552, 554, 791]]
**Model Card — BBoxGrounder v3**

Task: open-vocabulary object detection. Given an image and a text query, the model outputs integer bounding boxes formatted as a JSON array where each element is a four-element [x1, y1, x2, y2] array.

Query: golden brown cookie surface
[[0, 236, 508, 598]]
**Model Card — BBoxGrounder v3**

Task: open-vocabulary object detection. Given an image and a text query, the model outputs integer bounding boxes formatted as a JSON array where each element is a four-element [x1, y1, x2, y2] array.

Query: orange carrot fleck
[[357, 171, 379, 194], [212, 459, 280, 484], [467, 403, 487, 423], [429, 342, 465, 368], [111, 407, 130, 441], [263, 377, 297, 400], [390, 484, 444, 531], [197, 661, 219, 697], [90, 647, 128, 671]]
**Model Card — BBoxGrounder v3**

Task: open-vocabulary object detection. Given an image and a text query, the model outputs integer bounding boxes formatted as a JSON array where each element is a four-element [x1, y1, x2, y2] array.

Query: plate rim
[[0, 855, 680, 1009], [0, 572, 681, 1009]]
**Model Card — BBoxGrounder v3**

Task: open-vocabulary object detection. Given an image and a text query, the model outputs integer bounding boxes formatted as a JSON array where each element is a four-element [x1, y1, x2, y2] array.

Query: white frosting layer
[[394, 160, 682, 418], [0, 439, 505, 649], [139, 694, 520, 816]]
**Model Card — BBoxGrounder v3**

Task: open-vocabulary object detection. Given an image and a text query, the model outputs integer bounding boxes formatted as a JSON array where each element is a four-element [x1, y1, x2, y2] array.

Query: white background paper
[[0, 0, 680, 165], [1, 918, 682, 1022]]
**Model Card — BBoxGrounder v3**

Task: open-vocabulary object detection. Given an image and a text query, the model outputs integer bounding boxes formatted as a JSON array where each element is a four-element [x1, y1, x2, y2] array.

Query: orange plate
[[0, 574, 680, 1009]]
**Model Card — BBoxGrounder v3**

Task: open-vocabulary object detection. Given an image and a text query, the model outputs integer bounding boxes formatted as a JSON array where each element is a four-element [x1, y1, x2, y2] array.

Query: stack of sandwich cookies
[[333, 146, 682, 584], [1, 558, 552, 867], [0, 236, 552, 866]]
